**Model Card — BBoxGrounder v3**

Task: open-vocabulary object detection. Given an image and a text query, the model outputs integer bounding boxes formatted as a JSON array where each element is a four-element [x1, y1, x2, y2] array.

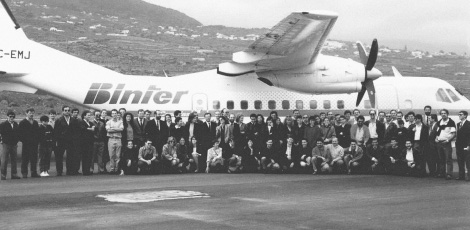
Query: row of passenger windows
[[213, 100, 349, 110]]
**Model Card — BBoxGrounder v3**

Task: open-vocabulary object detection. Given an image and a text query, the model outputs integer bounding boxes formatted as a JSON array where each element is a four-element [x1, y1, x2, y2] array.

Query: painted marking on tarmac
[[97, 190, 210, 203]]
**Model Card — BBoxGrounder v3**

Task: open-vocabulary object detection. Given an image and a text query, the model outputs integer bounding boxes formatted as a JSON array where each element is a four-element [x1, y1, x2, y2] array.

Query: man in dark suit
[[407, 114, 429, 174], [18, 108, 40, 178], [54, 105, 80, 176], [382, 113, 397, 148], [427, 114, 439, 177], [364, 110, 385, 147], [145, 110, 165, 154], [200, 113, 217, 157], [335, 115, 351, 148], [262, 117, 279, 148], [0, 111, 21, 180], [133, 109, 148, 149], [455, 111, 470, 180], [402, 140, 422, 176]]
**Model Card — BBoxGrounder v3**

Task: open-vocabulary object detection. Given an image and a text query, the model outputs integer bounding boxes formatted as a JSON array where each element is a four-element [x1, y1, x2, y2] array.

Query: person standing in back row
[[18, 108, 40, 178], [0, 111, 21, 180], [435, 109, 456, 180], [55, 105, 80, 176], [106, 109, 124, 174]]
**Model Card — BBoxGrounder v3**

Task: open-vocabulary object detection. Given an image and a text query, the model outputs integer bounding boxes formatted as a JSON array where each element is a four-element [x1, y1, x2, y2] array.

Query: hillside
[[1, 0, 469, 116]]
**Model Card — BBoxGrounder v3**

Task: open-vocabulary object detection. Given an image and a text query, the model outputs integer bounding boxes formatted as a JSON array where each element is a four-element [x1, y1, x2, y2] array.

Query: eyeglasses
[[8, 115, 15, 118], [64, 109, 70, 112], [459, 114, 464, 116], [370, 113, 376, 115], [169, 141, 174, 143]]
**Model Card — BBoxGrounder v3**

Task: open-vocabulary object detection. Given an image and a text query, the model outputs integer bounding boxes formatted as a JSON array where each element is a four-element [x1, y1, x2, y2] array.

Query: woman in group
[[120, 140, 138, 175], [175, 137, 191, 173], [184, 113, 200, 142], [122, 112, 137, 147], [321, 117, 336, 144], [171, 117, 185, 144], [189, 136, 202, 172], [284, 116, 295, 144], [206, 140, 224, 173], [161, 136, 179, 173], [276, 117, 287, 146], [216, 117, 231, 150], [234, 113, 247, 149], [242, 139, 260, 173]]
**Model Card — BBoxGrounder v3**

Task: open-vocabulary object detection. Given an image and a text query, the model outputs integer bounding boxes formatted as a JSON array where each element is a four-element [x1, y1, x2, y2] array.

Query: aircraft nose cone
[[367, 67, 382, 80]]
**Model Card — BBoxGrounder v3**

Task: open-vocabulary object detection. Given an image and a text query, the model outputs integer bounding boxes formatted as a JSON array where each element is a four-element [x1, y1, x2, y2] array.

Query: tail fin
[[0, 0, 27, 40]]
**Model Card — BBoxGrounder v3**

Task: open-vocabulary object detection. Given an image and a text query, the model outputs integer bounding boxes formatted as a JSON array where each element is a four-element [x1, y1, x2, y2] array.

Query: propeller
[[356, 39, 382, 108]]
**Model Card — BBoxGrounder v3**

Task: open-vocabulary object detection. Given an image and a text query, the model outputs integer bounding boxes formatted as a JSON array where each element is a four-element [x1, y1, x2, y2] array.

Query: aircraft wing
[[218, 11, 338, 76]]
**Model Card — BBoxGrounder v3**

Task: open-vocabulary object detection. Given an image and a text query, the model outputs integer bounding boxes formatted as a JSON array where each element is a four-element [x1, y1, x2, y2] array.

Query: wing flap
[[218, 11, 338, 76]]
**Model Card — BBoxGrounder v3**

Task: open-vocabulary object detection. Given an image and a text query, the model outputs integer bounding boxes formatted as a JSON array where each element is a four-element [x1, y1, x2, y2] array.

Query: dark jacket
[[38, 124, 54, 146], [0, 120, 19, 145], [80, 120, 95, 144], [18, 119, 39, 144], [133, 117, 148, 142], [407, 123, 429, 146], [364, 120, 385, 143], [335, 123, 351, 148], [54, 116, 79, 142], [456, 120, 470, 149]]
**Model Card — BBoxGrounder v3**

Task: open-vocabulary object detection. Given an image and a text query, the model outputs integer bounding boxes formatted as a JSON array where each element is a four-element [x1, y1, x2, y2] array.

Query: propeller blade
[[365, 80, 376, 108], [356, 83, 366, 107], [356, 41, 368, 65], [366, 39, 378, 70]]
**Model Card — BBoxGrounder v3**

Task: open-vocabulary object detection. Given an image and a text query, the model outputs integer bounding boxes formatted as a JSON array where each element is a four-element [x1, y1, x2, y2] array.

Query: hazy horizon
[[144, 0, 470, 54]]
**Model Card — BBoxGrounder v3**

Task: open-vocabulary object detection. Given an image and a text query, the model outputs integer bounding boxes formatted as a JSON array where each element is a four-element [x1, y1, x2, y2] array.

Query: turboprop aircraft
[[1, 0, 469, 116]]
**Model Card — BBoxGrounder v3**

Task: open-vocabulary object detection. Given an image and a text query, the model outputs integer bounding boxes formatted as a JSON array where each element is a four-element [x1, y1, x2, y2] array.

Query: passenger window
[[268, 100, 276, 110], [254, 100, 262, 110], [337, 100, 344, 109], [323, 100, 331, 109], [296, 100, 303, 110], [446, 89, 460, 102], [240, 100, 248, 110], [309, 100, 317, 109], [404, 100, 413, 109], [436, 88, 451, 103], [364, 100, 371, 109], [213, 100, 220, 110], [227, 100, 234, 110], [282, 100, 290, 110]]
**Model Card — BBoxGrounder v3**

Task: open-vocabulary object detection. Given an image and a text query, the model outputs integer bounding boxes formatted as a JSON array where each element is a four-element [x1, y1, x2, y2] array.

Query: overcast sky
[[144, 0, 470, 54]]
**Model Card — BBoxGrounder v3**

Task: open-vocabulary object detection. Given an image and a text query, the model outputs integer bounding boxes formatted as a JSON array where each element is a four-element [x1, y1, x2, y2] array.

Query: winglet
[[391, 66, 403, 78]]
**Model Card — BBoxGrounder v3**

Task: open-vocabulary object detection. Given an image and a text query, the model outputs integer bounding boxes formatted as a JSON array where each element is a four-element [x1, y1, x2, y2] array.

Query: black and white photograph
[[0, 0, 469, 229]]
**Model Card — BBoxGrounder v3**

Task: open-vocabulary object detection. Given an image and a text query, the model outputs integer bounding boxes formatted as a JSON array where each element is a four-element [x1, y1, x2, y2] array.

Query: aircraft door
[[375, 84, 398, 110], [192, 93, 208, 113]]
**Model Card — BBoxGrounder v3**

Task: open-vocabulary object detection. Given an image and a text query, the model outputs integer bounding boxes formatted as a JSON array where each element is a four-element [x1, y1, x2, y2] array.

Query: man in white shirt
[[435, 109, 456, 180], [402, 140, 421, 176]]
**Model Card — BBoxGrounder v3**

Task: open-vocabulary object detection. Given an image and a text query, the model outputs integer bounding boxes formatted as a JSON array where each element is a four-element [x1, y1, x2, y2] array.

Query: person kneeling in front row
[[137, 140, 160, 175], [311, 138, 332, 174], [344, 141, 365, 175], [120, 141, 138, 175], [162, 136, 179, 173], [260, 139, 282, 173], [402, 140, 422, 177], [206, 140, 224, 173]]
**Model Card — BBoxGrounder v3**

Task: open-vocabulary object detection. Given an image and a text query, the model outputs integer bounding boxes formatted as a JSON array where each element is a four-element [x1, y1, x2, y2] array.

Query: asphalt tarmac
[[1, 166, 470, 230]]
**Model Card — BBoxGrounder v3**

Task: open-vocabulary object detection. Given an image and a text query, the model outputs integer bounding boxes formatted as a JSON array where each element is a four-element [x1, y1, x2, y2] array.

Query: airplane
[[1, 0, 469, 119]]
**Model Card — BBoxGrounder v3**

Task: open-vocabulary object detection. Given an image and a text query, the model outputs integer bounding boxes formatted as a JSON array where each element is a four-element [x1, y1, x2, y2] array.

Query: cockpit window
[[446, 89, 460, 102], [436, 88, 451, 103]]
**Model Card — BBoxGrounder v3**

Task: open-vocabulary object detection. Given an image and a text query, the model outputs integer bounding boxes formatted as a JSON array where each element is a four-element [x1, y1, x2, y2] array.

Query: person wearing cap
[[0, 111, 21, 180]]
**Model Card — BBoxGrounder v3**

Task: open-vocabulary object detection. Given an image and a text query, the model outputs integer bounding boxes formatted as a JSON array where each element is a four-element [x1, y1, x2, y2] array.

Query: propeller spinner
[[356, 39, 382, 108]]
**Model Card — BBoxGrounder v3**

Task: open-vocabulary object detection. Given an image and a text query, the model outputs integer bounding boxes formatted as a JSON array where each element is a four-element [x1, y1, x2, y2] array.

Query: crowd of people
[[1, 105, 469, 182]]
